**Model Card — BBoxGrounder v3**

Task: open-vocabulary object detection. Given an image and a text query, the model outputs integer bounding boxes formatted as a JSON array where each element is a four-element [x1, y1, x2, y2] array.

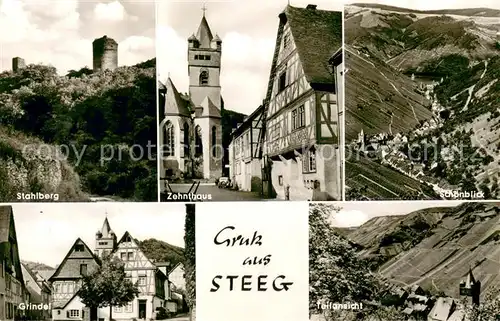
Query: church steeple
[[196, 15, 214, 48], [459, 267, 481, 306], [95, 216, 117, 258]]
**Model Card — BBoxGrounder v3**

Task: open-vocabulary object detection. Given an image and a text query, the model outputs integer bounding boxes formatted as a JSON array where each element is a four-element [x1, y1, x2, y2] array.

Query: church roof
[[200, 96, 221, 118], [100, 217, 112, 237], [196, 15, 214, 48], [281, 5, 341, 86], [164, 77, 192, 117], [212, 34, 222, 42]]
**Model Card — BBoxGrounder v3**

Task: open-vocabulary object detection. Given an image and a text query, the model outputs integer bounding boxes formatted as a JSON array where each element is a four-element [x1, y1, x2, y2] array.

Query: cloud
[[118, 35, 155, 66], [332, 210, 370, 227], [157, 25, 188, 86], [94, 1, 126, 21]]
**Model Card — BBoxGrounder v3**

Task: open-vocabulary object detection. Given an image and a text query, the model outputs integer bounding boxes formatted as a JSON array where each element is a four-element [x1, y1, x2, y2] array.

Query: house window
[[69, 310, 80, 318], [183, 122, 190, 157], [195, 126, 203, 156], [278, 175, 283, 186], [125, 302, 133, 312], [205, 55, 211, 60], [138, 276, 147, 286], [303, 149, 317, 173], [114, 306, 122, 313], [199, 70, 209, 85], [54, 283, 61, 293], [211, 126, 217, 158], [121, 252, 127, 260], [164, 121, 174, 157], [98, 242, 107, 246], [125, 235, 132, 242], [278, 71, 287, 92], [75, 244, 84, 252], [127, 252, 134, 261], [80, 264, 87, 276], [292, 105, 305, 130]]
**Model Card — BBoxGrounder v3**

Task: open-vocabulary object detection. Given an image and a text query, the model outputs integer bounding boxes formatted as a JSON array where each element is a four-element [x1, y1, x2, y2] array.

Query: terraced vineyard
[[346, 154, 439, 200]]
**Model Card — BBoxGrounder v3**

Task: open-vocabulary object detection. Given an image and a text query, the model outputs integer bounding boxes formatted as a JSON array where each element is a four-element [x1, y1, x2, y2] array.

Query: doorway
[[138, 300, 147, 319], [90, 307, 98, 321]]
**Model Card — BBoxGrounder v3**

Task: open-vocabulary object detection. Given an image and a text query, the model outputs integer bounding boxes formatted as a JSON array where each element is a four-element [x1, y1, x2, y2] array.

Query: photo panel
[[0, 202, 194, 320], [0, 0, 157, 202], [344, 0, 500, 201], [196, 201, 309, 321], [310, 201, 500, 320], [157, 0, 343, 202]]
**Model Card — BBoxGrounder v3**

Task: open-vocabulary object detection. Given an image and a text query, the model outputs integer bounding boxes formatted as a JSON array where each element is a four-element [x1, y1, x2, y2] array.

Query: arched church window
[[211, 126, 217, 158], [195, 125, 203, 156], [164, 121, 174, 156], [199, 70, 209, 86], [183, 122, 190, 157]]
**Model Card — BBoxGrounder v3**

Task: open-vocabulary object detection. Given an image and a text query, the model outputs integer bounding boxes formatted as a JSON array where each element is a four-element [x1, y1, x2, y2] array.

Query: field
[[345, 154, 438, 200]]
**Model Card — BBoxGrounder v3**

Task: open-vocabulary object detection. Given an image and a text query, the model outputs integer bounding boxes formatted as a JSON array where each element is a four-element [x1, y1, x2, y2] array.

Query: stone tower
[[459, 268, 481, 306], [12, 57, 26, 72], [92, 35, 118, 71], [187, 10, 223, 179], [95, 217, 117, 258]]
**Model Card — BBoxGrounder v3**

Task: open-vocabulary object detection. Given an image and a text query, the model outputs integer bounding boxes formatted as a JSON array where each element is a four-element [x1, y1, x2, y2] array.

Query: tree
[[78, 255, 140, 321], [184, 204, 196, 321], [309, 204, 379, 319]]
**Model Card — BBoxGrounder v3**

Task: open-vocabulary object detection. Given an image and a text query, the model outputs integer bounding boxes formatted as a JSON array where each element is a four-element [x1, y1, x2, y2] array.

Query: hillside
[[0, 60, 157, 201], [342, 202, 500, 300], [21, 260, 54, 271], [350, 3, 500, 17], [138, 238, 185, 268]]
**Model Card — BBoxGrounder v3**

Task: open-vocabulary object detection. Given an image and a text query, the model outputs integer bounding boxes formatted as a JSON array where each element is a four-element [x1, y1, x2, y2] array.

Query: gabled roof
[[35, 269, 55, 282], [164, 78, 192, 117], [49, 238, 100, 281], [281, 5, 341, 86], [100, 217, 113, 237], [196, 15, 214, 48], [168, 262, 184, 275], [200, 96, 221, 118]]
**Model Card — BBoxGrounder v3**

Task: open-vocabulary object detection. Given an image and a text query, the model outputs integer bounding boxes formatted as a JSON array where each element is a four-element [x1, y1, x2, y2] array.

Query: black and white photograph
[[157, 0, 343, 202], [345, 0, 500, 201], [0, 0, 157, 203], [0, 202, 195, 321], [310, 201, 500, 321]]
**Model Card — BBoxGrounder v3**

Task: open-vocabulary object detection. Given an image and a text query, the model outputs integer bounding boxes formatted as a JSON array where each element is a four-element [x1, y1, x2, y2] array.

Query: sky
[[330, 201, 464, 227], [0, 0, 155, 75], [11, 203, 186, 267], [157, 0, 342, 116], [346, 0, 500, 10]]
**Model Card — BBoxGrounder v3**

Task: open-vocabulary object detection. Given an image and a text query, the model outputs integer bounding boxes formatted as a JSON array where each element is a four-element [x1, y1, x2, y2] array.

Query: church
[[158, 10, 224, 188]]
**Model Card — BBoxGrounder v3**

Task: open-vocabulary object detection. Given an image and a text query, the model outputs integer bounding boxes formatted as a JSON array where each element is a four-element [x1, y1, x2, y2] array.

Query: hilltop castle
[[92, 35, 118, 71], [10, 35, 118, 73]]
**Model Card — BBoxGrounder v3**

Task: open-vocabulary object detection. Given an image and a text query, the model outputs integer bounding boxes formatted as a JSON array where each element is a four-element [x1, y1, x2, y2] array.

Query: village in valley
[[0, 204, 192, 321], [345, 2, 500, 201], [158, 1, 343, 202]]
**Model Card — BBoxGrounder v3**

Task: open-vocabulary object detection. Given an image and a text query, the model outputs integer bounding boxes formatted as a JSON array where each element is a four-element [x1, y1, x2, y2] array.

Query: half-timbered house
[[262, 4, 342, 200], [229, 105, 264, 191], [49, 238, 101, 321], [0, 206, 28, 321], [109, 231, 169, 320]]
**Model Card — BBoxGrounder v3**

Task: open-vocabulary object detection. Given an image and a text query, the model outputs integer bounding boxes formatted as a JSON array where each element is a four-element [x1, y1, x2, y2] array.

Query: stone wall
[[12, 57, 25, 72], [92, 36, 118, 71]]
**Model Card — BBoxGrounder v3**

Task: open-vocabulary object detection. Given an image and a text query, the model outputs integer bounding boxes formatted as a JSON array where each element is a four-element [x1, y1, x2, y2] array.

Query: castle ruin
[[12, 57, 26, 72], [92, 35, 118, 71]]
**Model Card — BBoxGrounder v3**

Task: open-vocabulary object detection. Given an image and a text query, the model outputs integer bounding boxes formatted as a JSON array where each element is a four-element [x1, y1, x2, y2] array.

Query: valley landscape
[[345, 3, 500, 200], [310, 202, 500, 321]]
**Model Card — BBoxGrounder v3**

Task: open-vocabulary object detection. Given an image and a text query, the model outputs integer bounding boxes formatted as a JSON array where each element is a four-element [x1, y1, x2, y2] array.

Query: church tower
[[187, 7, 223, 179], [459, 268, 481, 306], [95, 217, 117, 258]]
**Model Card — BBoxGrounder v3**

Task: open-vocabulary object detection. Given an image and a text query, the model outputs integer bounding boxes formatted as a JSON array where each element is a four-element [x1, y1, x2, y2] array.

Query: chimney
[[306, 4, 317, 10]]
